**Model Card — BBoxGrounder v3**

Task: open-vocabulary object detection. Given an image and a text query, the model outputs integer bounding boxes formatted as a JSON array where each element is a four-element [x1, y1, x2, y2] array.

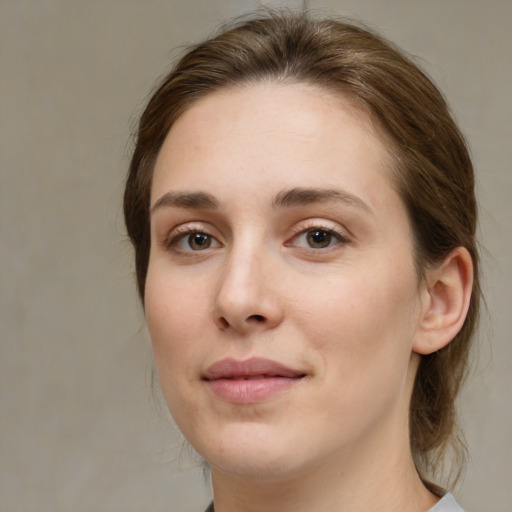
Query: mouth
[[203, 357, 306, 404]]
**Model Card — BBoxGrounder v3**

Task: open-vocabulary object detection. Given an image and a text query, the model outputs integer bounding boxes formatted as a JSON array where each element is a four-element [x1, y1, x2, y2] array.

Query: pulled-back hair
[[124, 9, 479, 489]]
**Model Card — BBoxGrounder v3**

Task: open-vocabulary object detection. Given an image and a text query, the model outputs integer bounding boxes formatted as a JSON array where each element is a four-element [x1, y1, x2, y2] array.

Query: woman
[[124, 10, 479, 512]]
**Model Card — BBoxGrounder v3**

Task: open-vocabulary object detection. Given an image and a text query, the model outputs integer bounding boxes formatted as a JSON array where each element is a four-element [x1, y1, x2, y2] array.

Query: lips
[[203, 357, 306, 404]]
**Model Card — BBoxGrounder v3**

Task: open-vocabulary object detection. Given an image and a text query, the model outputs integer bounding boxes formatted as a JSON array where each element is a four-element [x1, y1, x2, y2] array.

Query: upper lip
[[203, 357, 306, 380]]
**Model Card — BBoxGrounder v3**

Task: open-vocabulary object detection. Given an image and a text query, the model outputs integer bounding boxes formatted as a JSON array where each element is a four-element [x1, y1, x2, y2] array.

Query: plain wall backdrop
[[1, 0, 511, 511]]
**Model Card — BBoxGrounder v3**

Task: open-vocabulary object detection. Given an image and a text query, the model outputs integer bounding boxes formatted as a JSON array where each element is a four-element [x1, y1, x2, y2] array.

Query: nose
[[213, 245, 284, 334]]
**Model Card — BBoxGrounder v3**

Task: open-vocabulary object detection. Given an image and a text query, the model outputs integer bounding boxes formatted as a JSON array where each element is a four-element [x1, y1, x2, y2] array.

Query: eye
[[168, 230, 221, 252], [292, 228, 347, 249]]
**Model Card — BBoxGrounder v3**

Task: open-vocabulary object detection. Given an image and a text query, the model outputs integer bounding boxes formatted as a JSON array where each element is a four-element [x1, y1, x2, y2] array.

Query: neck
[[211, 449, 437, 512]]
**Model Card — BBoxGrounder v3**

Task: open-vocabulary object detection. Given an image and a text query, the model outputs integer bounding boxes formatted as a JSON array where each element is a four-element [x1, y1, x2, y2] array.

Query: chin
[[195, 421, 309, 481], [209, 450, 303, 483]]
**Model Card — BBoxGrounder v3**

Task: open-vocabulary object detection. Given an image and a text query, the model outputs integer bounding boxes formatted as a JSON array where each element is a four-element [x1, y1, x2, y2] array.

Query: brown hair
[[124, 9, 479, 489]]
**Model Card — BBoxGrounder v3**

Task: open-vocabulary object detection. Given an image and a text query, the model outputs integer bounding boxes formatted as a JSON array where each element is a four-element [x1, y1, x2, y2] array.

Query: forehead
[[151, 82, 397, 211]]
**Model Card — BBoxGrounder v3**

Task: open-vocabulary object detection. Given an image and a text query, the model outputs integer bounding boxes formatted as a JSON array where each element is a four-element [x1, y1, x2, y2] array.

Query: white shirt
[[428, 493, 465, 512], [204, 492, 465, 512]]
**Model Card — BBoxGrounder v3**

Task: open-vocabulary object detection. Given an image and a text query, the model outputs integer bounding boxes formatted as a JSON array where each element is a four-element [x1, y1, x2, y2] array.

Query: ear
[[413, 247, 474, 355]]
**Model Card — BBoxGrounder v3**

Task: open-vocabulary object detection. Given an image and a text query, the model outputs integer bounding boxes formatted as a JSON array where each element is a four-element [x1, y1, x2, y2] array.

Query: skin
[[144, 83, 471, 511]]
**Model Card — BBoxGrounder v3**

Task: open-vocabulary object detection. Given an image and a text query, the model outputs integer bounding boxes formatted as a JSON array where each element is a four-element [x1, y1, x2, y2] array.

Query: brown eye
[[187, 233, 212, 250], [289, 227, 347, 251], [306, 230, 333, 248], [167, 230, 221, 252]]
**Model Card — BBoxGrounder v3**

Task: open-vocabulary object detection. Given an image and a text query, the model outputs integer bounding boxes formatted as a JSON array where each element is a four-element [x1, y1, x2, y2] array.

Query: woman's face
[[145, 83, 426, 480]]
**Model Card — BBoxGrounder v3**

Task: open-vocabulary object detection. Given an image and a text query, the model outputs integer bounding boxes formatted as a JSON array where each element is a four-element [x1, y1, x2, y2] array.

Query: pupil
[[189, 233, 210, 250], [307, 230, 331, 248]]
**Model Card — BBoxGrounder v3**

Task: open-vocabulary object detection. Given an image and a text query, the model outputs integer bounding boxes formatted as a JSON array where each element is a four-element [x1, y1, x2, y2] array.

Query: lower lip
[[206, 376, 301, 404]]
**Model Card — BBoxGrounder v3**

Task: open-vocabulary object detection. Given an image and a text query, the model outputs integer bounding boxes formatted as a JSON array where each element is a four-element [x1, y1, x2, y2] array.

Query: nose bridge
[[214, 234, 281, 332]]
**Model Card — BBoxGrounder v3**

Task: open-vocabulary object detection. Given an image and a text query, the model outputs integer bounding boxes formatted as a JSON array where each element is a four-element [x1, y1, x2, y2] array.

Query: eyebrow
[[151, 187, 372, 215], [151, 191, 219, 213], [271, 187, 372, 213]]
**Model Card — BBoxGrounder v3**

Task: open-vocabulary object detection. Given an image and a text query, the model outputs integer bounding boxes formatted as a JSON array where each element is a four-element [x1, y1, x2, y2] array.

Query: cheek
[[144, 277, 211, 438], [295, 261, 420, 372], [297, 268, 420, 426], [145, 263, 209, 336], [144, 268, 211, 389]]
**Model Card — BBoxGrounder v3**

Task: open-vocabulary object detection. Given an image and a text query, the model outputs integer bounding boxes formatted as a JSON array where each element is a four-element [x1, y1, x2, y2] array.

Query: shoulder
[[428, 493, 465, 512]]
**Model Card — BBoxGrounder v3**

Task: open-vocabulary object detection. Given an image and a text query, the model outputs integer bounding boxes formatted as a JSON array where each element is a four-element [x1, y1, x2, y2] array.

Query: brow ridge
[[271, 187, 371, 212], [151, 191, 219, 213], [151, 187, 371, 214]]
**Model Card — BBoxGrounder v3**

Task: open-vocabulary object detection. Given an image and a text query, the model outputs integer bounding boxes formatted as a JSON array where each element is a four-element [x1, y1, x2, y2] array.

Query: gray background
[[1, 0, 510, 511]]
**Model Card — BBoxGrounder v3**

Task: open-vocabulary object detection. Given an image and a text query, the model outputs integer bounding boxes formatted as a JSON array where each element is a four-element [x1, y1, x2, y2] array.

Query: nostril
[[249, 314, 265, 322], [219, 317, 230, 329]]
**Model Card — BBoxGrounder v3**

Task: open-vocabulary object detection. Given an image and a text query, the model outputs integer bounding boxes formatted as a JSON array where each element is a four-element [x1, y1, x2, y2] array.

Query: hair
[[124, 9, 480, 490]]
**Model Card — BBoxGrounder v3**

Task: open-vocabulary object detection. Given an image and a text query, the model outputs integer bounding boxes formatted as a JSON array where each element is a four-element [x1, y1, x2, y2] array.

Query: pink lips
[[203, 358, 305, 404]]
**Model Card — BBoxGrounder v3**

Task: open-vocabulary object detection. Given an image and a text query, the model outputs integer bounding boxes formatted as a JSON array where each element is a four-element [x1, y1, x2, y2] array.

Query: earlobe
[[413, 247, 474, 355]]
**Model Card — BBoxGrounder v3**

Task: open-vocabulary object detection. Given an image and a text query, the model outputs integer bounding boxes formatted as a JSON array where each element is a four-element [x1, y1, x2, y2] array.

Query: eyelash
[[287, 223, 350, 251], [164, 222, 350, 254], [165, 225, 219, 253]]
